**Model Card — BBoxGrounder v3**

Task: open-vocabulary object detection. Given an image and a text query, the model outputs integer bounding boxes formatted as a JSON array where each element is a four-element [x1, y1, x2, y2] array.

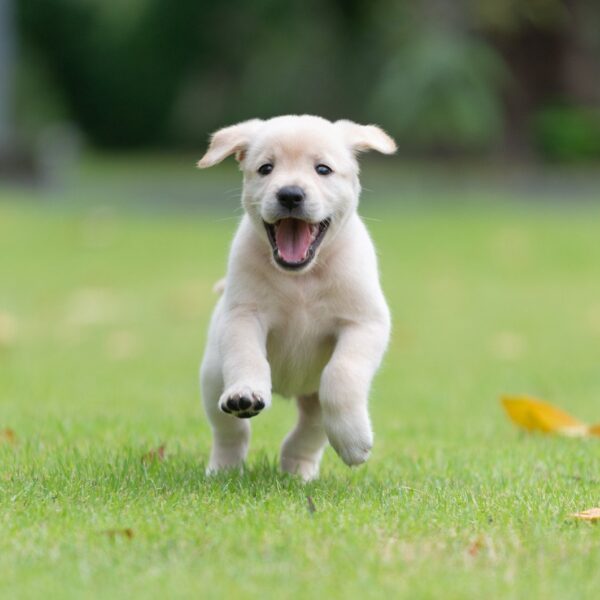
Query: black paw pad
[[220, 391, 267, 419], [238, 396, 252, 410], [225, 397, 239, 411]]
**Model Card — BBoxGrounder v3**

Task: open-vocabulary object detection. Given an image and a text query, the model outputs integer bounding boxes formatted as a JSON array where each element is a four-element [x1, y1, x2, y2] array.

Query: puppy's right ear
[[197, 119, 263, 168]]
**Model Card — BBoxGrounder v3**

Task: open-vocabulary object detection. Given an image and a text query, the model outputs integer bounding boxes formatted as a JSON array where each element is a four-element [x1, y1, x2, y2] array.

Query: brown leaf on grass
[[102, 528, 134, 540], [467, 537, 483, 557], [465, 535, 497, 561], [570, 508, 600, 522], [501, 395, 591, 437], [142, 445, 165, 464], [0, 428, 17, 445]]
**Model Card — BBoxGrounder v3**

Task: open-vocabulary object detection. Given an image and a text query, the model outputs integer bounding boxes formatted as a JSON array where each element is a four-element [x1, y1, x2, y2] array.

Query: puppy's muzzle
[[277, 186, 305, 211]]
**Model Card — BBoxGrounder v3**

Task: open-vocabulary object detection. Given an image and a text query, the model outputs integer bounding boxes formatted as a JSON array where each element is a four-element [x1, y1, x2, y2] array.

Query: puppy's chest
[[265, 293, 336, 397]]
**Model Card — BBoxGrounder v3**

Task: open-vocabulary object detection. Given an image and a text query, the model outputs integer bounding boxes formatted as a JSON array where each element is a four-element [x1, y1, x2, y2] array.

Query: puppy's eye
[[315, 164, 332, 176], [258, 163, 274, 176]]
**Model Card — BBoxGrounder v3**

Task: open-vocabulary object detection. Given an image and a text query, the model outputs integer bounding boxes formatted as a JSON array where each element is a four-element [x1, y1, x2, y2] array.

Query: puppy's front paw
[[333, 439, 372, 466], [326, 420, 373, 466], [219, 385, 270, 419]]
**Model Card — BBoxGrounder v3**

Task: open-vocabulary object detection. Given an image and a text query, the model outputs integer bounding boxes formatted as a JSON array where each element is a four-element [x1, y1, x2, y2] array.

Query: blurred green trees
[[18, 0, 205, 146], [14, 0, 600, 159]]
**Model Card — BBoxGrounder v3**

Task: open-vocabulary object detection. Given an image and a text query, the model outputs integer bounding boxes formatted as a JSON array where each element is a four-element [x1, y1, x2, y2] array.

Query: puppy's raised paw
[[335, 442, 372, 467], [325, 419, 373, 467], [219, 386, 270, 419]]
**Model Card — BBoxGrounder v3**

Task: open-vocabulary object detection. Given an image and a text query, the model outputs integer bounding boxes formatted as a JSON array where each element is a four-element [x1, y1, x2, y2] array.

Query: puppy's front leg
[[219, 308, 271, 419], [319, 321, 389, 466]]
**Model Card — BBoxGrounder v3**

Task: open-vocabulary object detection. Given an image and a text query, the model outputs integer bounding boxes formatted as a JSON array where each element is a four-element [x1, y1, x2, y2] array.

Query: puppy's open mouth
[[263, 217, 331, 270]]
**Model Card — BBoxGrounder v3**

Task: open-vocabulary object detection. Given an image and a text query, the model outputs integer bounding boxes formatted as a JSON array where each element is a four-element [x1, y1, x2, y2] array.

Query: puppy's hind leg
[[280, 394, 328, 481], [201, 354, 250, 474]]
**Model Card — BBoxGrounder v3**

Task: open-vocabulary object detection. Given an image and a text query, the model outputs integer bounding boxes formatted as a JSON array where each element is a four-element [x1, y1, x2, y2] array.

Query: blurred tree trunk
[[492, 27, 565, 156], [486, 0, 600, 156], [562, 0, 600, 105], [0, 0, 15, 150], [0, 0, 37, 180]]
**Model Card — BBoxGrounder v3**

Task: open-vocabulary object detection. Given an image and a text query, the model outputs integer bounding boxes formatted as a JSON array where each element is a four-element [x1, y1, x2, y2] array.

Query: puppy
[[198, 115, 395, 480]]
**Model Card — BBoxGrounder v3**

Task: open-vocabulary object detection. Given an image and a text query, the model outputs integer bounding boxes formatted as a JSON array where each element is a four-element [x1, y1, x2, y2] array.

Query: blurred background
[[2, 5, 600, 594], [1, 0, 600, 439], [1, 0, 600, 184]]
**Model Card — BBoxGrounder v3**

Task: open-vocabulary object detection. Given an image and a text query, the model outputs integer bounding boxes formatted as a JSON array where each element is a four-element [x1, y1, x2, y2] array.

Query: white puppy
[[198, 115, 395, 480]]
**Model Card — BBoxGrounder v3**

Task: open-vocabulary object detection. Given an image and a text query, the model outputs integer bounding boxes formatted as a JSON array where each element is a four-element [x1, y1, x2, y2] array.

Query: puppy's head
[[198, 115, 396, 272]]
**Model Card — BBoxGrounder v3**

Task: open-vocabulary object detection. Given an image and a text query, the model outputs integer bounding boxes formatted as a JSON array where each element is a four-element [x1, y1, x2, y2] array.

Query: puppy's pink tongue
[[276, 218, 312, 263]]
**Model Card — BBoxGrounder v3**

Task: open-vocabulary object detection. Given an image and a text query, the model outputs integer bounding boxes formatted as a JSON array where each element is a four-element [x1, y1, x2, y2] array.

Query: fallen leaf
[[467, 538, 483, 557], [0, 428, 17, 445], [142, 445, 165, 464], [501, 395, 590, 437], [102, 528, 134, 540], [465, 535, 496, 561], [570, 508, 600, 522], [589, 424, 600, 437]]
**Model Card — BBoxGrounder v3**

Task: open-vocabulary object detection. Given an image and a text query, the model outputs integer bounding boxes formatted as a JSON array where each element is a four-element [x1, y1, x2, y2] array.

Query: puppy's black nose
[[277, 186, 305, 210]]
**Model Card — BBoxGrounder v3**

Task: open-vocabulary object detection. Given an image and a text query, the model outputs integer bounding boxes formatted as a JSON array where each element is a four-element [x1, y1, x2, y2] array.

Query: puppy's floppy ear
[[335, 120, 397, 155], [197, 119, 263, 168]]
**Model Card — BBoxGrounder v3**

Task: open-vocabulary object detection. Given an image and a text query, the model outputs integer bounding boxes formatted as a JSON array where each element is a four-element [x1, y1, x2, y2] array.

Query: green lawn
[[1, 161, 600, 598]]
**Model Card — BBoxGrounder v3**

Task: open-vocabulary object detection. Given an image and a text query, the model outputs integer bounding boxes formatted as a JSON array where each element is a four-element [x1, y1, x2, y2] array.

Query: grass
[[1, 158, 600, 598]]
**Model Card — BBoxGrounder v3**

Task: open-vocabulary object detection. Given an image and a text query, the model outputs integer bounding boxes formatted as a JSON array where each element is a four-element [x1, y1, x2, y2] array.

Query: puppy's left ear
[[197, 119, 263, 168], [335, 120, 397, 155]]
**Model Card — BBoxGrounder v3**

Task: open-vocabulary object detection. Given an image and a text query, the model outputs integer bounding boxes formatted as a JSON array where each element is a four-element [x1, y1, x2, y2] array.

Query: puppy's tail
[[212, 278, 226, 295]]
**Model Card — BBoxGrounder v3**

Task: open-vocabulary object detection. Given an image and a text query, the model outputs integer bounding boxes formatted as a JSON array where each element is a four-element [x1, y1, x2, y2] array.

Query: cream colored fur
[[198, 115, 395, 480]]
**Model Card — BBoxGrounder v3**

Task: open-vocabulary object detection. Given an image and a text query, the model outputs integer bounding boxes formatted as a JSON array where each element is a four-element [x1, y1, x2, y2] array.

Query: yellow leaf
[[570, 508, 600, 522], [501, 395, 588, 436], [589, 424, 600, 437]]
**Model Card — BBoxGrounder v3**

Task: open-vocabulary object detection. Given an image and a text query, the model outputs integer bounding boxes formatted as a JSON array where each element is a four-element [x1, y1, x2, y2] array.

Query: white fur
[[198, 115, 395, 480]]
